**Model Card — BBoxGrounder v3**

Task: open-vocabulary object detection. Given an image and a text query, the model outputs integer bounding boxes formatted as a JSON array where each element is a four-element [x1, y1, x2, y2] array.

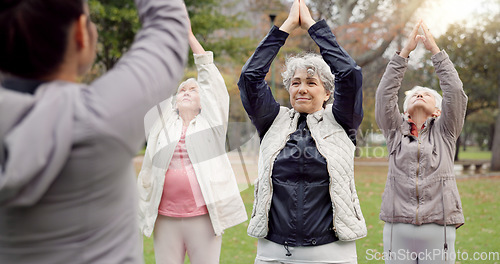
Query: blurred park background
[[87, 0, 499, 263]]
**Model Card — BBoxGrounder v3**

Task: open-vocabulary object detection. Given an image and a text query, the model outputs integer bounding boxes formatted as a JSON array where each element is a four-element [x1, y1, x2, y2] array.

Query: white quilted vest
[[247, 105, 367, 241]]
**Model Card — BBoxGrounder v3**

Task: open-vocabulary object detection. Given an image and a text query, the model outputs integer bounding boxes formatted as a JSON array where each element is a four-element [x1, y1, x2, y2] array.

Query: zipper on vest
[[265, 130, 295, 233], [415, 138, 421, 225], [296, 134, 306, 245], [309, 128, 339, 233]]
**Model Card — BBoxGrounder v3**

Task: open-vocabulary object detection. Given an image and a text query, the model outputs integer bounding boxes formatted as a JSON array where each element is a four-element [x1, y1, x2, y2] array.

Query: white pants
[[255, 238, 357, 264], [383, 223, 456, 264], [153, 214, 222, 264]]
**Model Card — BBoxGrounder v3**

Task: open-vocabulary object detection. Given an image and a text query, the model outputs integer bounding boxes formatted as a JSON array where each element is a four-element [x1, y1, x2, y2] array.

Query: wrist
[[400, 48, 410, 58], [431, 47, 440, 55], [304, 19, 315, 30], [280, 19, 295, 33]]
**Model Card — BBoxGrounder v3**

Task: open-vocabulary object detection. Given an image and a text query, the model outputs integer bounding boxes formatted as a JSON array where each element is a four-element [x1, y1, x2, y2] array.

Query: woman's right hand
[[420, 21, 441, 55], [400, 20, 422, 58], [279, 0, 300, 33]]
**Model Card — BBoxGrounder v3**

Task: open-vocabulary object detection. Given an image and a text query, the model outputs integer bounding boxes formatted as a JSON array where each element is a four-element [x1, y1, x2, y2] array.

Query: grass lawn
[[458, 146, 492, 161], [142, 165, 500, 263], [356, 146, 389, 159]]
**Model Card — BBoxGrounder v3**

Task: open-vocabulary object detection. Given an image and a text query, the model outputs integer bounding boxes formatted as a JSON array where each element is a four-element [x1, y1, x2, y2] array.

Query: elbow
[[239, 66, 258, 84], [238, 68, 261, 92], [341, 63, 361, 77], [340, 65, 363, 89]]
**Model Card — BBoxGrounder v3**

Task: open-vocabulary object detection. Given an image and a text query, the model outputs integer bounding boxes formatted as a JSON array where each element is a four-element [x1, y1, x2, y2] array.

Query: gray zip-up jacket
[[375, 50, 467, 228], [0, 1, 187, 263]]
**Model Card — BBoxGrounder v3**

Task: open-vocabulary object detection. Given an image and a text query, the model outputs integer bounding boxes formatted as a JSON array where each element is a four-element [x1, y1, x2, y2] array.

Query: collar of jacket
[[175, 113, 198, 126], [288, 107, 325, 123], [400, 114, 436, 136]]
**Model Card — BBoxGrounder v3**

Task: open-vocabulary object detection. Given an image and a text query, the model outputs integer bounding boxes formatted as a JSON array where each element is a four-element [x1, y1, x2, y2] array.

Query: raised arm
[[238, 0, 301, 139], [375, 22, 422, 138], [420, 22, 467, 138], [185, 12, 228, 128], [85, 0, 189, 155], [186, 7, 206, 55], [195, 50, 229, 129], [300, 0, 363, 143], [375, 54, 407, 139]]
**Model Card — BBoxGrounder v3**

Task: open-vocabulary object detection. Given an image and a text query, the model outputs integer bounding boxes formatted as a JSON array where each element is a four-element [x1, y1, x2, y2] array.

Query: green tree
[[308, 0, 428, 67], [88, 0, 139, 72], [88, 0, 253, 73]]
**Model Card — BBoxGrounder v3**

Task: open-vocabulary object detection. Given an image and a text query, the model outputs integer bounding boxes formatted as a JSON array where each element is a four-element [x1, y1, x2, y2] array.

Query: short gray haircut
[[403, 85, 443, 112], [282, 53, 335, 96]]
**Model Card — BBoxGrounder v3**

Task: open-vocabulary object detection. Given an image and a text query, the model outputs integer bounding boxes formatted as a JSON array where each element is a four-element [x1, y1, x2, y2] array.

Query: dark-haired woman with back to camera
[[0, 0, 188, 263]]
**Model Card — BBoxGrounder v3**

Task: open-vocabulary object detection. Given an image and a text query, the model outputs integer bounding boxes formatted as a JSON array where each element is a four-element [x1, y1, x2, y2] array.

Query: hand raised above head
[[279, 0, 300, 34], [299, 0, 316, 30], [419, 21, 441, 55], [400, 20, 422, 58]]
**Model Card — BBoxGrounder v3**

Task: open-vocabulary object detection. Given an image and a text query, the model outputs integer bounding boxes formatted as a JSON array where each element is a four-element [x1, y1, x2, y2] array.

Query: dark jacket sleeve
[[238, 26, 287, 139], [309, 20, 363, 144]]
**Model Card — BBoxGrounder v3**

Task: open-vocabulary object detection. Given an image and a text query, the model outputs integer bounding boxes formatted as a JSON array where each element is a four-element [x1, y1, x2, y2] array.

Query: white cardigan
[[137, 52, 247, 237]]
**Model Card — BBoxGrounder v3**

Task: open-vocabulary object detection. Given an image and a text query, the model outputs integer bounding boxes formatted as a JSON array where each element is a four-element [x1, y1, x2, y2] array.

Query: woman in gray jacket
[[375, 20, 467, 263], [0, 0, 187, 263]]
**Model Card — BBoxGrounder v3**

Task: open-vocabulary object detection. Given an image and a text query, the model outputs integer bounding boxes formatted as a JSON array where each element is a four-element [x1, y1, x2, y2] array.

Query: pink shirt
[[158, 125, 208, 217]]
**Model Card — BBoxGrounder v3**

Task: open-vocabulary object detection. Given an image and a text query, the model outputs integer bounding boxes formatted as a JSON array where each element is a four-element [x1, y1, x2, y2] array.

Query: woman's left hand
[[419, 21, 441, 55], [280, 0, 300, 33], [299, 0, 316, 30]]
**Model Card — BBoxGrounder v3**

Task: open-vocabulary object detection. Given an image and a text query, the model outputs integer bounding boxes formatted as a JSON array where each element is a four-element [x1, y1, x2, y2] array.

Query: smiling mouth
[[296, 98, 311, 101]]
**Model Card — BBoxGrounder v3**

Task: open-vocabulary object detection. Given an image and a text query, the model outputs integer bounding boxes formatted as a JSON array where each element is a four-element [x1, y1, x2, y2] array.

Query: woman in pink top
[[137, 12, 247, 264]]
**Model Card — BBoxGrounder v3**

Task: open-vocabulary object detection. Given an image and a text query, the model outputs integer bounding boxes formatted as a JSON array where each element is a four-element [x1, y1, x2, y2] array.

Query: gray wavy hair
[[403, 85, 443, 113], [282, 53, 335, 103]]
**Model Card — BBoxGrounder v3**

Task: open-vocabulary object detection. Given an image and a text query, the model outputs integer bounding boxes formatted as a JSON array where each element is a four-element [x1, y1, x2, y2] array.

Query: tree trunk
[[490, 82, 500, 171], [488, 123, 494, 151]]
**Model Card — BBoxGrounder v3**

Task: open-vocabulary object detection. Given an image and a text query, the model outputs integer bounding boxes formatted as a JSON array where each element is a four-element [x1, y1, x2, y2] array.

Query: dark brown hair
[[0, 0, 85, 79]]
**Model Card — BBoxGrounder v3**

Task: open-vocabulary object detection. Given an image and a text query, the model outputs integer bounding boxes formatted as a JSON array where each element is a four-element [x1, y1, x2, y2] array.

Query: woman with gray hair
[[238, 0, 366, 263], [375, 20, 467, 263], [137, 14, 246, 264]]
